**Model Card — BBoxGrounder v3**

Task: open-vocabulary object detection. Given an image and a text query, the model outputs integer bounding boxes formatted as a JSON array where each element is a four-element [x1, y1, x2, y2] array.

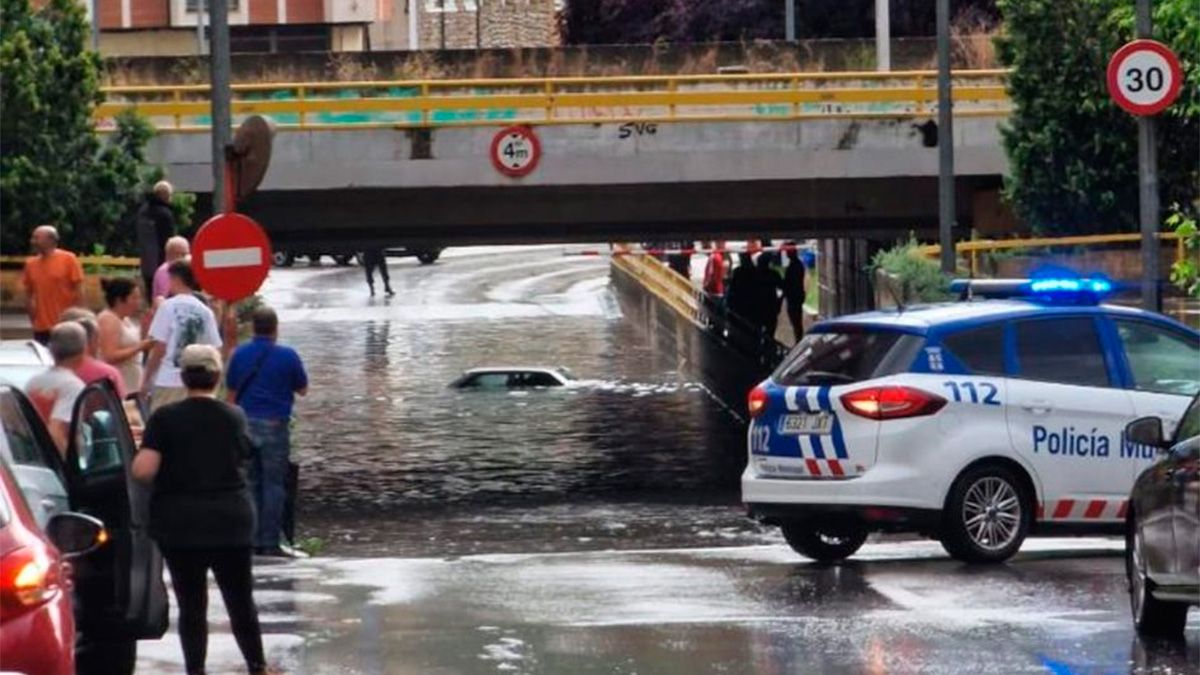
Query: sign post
[[1106, 29, 1183, 312], [192, 213, 272, 303]]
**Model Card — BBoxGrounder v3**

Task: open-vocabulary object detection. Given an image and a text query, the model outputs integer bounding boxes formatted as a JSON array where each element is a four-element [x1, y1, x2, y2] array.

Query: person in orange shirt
[[22, 226, 83, 345]]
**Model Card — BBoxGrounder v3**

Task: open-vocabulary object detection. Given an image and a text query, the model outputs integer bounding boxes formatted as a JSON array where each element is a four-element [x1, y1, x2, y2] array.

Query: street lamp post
[[875, 0, 890, 71], [1135, 0, 1160, 312], [209, 0, 232, 213], [936, 0, 955, 274]]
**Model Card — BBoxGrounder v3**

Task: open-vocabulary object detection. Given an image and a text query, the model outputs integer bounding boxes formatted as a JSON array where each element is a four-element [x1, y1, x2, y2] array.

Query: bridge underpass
[[103, 70, 1012, 248]]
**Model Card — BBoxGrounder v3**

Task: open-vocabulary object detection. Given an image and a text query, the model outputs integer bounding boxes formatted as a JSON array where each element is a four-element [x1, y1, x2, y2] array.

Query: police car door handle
[[1022, 399, 1052, 415]]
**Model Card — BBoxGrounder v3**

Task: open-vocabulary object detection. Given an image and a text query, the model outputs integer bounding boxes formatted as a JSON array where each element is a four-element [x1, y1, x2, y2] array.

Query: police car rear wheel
[[1127, 519, 1190, 636], [780, 522, 868, 563], [941, 465, 1030, 563]]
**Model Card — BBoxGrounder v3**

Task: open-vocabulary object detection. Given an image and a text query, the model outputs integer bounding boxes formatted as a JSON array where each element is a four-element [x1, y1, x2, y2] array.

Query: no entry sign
[[192, 212, 272, 302], [490, 126, 541, 177], [1106, 39, 1183, 116]]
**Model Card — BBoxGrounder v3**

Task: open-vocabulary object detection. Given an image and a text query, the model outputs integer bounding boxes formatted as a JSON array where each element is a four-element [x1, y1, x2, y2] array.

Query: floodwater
[[262, 247, 763, 555]]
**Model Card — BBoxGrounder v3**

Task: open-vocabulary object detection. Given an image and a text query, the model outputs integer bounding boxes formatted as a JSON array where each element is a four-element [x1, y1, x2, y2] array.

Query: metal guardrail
[[612, 248, 790, 368], [0, 255, 140, 269], [95, 69, 1010, 132], [919, 232, 1185, 277]]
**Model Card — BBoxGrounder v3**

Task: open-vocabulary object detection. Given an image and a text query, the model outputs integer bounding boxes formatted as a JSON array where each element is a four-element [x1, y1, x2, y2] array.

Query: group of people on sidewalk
[[20, 181, 309, 674], [699, 241, 808, 345]]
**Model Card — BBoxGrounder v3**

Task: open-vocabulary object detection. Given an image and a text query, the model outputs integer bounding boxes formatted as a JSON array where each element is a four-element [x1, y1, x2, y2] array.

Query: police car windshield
[[773, 330, 922, 386]]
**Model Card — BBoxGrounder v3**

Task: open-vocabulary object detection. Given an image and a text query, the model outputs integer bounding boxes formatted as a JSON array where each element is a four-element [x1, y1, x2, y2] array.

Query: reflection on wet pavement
[[262, 248, 748, 550], [135, 540, 1199, 675]]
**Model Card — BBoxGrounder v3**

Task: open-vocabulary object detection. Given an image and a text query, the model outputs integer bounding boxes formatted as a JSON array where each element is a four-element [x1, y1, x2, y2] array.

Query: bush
[[871, 238, 953, 305]]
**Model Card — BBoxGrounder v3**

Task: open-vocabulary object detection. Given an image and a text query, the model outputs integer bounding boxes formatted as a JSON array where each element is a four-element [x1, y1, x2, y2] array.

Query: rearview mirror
[[45, 512, 106, 560], [1125, 416, 1166, 450]]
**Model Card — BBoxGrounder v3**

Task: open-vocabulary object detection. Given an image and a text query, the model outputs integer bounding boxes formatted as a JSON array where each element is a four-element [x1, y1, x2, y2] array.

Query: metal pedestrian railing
[[612, 249, 790, 370], [95, 69, 1010, 132]]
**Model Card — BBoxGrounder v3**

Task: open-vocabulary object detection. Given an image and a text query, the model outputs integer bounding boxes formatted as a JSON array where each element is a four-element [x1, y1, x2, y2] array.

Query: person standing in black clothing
[[725, 253, 757, 327], [136, 181, 176, 298], [361, 249, 394, 296], [132, 344, 270, 675], [755, 252, 783, 341], [783, 246, 807, 344]]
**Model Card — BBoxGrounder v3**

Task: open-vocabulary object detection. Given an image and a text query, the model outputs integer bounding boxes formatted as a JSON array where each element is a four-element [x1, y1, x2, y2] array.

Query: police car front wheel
[[780, 522, 868, 563], [941, 464, 1031, 564]]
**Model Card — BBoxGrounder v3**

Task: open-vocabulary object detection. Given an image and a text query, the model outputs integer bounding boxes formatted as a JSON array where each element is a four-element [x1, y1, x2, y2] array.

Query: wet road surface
[[132, 248, 1199, 673], [266, 246, 756, 555], [136, 539, 1199, 674]]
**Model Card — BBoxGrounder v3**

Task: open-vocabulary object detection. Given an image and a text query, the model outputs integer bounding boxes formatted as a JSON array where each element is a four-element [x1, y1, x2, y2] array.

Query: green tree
[[996, 0, 1199, 235], [0, 0, 186, 256]]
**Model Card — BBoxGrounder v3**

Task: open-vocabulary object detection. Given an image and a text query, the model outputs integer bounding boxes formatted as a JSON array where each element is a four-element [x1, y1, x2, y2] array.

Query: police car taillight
[[840, 386, 946, 421], [748, 385, 769, 418]]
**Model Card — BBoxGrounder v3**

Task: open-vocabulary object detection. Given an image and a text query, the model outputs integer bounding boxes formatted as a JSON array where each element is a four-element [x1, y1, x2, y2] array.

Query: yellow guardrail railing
[[920, 232, 1185, 277], [611, 245, 703, 326], [95, 69, 1011, 132], [0, 255, 140, 268]]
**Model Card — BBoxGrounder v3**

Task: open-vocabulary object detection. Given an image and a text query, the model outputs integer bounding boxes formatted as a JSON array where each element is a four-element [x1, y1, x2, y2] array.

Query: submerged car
[[451, 367, 576, 389], [1124, 393, 1199, 636]]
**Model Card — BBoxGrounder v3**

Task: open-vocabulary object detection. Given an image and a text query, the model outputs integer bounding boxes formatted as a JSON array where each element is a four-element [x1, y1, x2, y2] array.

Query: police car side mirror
[[1125, 416, 1166, 450]]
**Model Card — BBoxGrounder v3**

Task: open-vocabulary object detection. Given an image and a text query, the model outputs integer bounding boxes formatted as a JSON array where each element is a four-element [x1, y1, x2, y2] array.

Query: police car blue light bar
[[950, 277, 1115, 302]]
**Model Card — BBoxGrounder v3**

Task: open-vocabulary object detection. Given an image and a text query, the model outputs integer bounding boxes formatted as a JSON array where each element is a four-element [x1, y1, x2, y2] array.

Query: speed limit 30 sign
[[490, 126, 541, 178], [1106, 39, 1183, 116]]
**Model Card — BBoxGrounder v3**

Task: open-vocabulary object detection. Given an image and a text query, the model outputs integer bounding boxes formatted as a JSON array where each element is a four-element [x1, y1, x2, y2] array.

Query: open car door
[[65, 381, 168, 641]]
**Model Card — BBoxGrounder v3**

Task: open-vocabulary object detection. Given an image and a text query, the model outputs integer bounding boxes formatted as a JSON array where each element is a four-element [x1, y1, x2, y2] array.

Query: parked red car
[[0, 457, 105, 675]]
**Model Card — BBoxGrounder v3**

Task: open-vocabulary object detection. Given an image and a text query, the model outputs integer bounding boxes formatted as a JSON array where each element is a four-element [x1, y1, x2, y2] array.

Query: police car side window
[[1013, 318, 1109, 387], [1114, 320, 1200, 397], [941, 324, 1005, 375]]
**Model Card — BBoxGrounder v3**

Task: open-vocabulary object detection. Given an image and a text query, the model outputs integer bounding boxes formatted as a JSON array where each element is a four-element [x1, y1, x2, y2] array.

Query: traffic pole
[[785, 0, 796, 42], [936, 0, 955, 274], [1136, 0, 1160, 312], [209, 0, 232, 214], [875, 0, 890, 71]]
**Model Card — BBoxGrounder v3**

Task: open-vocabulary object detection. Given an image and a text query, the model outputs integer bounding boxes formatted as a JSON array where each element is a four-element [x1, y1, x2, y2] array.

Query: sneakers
[[254, 544, 310, 559]]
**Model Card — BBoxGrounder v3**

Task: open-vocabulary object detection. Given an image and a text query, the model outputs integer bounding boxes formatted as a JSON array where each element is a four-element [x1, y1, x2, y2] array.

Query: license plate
[[780, 413, 833, 435]]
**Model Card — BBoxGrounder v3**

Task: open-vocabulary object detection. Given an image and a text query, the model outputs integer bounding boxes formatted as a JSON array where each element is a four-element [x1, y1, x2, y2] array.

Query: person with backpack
[[225, 306, 308, 557]]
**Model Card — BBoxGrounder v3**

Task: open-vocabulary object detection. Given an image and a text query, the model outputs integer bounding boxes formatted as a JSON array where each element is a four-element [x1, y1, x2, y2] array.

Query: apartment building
[[86, 0, 556, 55], [88, 0, 376, 55]]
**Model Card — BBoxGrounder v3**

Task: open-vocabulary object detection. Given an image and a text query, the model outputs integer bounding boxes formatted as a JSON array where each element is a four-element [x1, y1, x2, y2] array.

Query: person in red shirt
[[703, 241, 727, 297], [23, 225, 83, 344], [61, 308, 127, 400]]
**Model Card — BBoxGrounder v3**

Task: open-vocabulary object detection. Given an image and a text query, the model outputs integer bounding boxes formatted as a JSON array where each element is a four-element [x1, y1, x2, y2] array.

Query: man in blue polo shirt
[[226, 306, 308, 557]]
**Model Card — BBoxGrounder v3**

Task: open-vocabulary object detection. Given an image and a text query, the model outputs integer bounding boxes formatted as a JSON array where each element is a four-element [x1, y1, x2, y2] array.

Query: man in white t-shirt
[[26, 322, 88, 455], [141, 260, 221, 413]]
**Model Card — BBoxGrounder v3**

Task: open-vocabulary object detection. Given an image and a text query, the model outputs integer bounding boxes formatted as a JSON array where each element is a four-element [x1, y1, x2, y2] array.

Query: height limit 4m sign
[[490, 126, 541, 178], [1106, 39, 1183, 116]]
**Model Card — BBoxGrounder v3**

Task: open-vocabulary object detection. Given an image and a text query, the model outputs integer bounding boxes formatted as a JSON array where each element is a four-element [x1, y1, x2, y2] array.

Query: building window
[[186, 0, 240, 11], [424, 0, 477, 12], [230, 25, 332, 53]]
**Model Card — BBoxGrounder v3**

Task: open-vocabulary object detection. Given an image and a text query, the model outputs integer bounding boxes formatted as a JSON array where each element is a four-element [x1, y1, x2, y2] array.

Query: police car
[[742, 278, 1200, 564]]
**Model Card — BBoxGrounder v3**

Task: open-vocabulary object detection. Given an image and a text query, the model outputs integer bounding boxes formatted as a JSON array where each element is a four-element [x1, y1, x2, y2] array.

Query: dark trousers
[[162, 547, 265, 675], [363, 254, 391, 291], [786, 304, 804, 344], [32, 330, 50, 345]]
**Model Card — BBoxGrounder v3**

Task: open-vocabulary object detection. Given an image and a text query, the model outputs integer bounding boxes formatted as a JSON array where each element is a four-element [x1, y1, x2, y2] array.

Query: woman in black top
[[132, 344, 269, 675]]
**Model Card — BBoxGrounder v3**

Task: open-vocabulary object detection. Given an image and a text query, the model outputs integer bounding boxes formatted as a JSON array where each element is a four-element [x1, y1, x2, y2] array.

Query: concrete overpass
[[104, 70, 1012, 247]]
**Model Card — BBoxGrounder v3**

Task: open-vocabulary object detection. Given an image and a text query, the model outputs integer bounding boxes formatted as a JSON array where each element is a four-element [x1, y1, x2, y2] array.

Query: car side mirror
[[45, 512, 107, 560], [1125, 416, 1166, 450]]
